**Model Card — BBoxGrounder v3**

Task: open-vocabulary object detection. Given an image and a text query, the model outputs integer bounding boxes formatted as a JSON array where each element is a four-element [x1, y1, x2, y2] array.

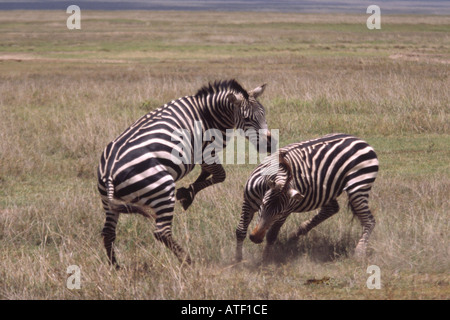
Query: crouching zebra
[[98, 79, 273, 267], [235, 133, 379, 262]]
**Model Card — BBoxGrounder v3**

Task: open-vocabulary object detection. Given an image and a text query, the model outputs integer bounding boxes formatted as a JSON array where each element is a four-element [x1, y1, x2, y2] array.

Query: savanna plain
[[0, 10, 449, 299]]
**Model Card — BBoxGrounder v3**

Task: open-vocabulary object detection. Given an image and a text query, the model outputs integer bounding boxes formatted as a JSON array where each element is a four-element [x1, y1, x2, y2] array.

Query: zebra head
[[250, 151, 304, 244], [227, 84, 274, 153]]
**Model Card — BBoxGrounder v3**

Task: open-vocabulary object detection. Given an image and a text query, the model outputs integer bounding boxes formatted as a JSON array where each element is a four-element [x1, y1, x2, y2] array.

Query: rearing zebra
[[98, 79, 273, 267], [235, 133, 378, 261]]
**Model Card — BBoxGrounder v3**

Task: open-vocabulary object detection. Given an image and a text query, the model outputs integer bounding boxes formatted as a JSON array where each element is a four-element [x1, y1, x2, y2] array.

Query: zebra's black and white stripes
[[97, 79, 272, 267], [235, 133, 379, 261]]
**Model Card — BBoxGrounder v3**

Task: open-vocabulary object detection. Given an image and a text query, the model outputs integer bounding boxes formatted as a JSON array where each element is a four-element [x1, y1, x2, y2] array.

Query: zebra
[[97, 79, 273, 267], [235, 133, 379, 262]]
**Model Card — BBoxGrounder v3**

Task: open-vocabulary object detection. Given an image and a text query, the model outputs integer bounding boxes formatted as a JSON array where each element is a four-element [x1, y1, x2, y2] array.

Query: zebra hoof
[[109, 261, 121, 270], [179, 254, 192, 266], [176, 187, 194, 210], [354, 245, 367, 260]]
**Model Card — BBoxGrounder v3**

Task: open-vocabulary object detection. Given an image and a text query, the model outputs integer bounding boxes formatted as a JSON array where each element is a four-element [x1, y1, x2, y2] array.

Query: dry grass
[[0, 10, 449, 299]]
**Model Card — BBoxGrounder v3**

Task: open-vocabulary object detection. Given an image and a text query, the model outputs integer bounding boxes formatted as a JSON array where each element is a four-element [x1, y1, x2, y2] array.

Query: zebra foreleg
[[263, 215, 289, 262], [176, 164, 225, 210], [235, 200, 256, 262], [176, 168, 210, 210], [288, 200, 340, 241], [348, 189, 375, 258]]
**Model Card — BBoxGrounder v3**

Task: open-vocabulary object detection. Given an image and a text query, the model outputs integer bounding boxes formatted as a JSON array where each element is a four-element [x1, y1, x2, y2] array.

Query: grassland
[[0, 10, 449, 300]]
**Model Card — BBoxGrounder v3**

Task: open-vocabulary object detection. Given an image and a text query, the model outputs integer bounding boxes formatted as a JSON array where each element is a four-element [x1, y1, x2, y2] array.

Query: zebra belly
[[290, 186, 343, 214]]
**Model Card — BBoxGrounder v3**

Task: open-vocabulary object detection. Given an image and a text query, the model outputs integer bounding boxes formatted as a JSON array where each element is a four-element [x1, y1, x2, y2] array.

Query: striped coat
[[235, 133, 378, 261], [97, 79, 272, 266]]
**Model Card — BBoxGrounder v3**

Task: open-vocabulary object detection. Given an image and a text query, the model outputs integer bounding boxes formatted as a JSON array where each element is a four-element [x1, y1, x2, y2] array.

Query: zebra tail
[[106, 179, 155, 219]]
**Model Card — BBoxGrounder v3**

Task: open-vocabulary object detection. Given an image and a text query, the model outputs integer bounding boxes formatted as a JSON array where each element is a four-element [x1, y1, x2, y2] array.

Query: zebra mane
[[279, 151, 293, 192], [195, 79, 249, 100]]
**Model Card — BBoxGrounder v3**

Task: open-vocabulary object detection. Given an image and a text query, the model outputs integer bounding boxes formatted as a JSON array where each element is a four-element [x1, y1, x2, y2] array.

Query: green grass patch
[[0, 10, 448, 299]]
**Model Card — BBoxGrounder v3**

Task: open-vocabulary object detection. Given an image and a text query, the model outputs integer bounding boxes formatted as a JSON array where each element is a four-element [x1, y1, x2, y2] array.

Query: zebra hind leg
[[154, 230, 191, 265], [153, 196, 192, 264], [288, 199, 340, 241], [101, 208, 121, 269], [348, 188, 376, 258]]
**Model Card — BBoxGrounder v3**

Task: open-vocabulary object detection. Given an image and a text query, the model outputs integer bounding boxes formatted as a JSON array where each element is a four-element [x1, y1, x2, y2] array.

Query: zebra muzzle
[[249, 225, 269, 244]]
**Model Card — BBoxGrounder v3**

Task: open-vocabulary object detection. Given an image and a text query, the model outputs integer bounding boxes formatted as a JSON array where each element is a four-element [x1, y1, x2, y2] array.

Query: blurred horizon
[[0, 0, 449, 15]]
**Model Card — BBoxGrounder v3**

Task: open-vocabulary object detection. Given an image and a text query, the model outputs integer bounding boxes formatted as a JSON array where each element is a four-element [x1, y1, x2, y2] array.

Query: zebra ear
[[288, 188, 304, 202], [267, 178, 276, 190], [226, 92, 243, 107], [249, 84, 267, 99], [268, 177, 284, 192]]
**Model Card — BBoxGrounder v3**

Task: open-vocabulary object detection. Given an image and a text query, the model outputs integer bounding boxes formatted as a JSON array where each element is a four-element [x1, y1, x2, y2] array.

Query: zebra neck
[[196, 91, 235, 132]]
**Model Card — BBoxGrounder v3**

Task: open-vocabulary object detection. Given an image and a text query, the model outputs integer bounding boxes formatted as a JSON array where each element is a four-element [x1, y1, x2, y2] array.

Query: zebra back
[[98, 79, 270, 204], [246, 133, 378, 212]]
